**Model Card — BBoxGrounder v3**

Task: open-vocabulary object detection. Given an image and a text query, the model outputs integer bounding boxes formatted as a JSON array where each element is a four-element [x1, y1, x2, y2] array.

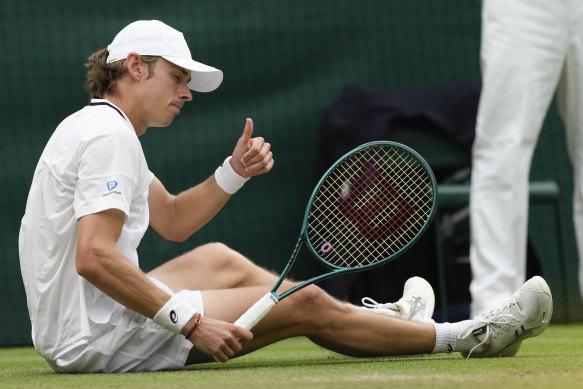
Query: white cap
[[106, 20, 223, 92]]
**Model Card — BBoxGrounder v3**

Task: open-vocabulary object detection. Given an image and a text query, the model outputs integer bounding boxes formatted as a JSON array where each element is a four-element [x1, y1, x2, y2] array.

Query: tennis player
[[19, 20, 553, 373]]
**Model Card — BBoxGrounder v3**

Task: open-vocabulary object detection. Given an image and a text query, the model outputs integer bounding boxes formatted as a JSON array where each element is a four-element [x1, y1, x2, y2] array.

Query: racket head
[[303, 141, 437, 271]]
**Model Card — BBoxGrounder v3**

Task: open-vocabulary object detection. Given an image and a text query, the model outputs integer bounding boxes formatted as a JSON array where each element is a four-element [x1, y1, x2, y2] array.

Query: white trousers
[[469, 0, 583, 316]]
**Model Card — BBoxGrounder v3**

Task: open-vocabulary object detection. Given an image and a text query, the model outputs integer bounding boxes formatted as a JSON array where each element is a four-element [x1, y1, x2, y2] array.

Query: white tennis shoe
[[360, 276, 435, 323], [458, 275, 553, 358]]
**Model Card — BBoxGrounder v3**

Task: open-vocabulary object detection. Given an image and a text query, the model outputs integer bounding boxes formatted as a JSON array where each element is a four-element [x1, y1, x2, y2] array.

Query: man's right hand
[[186, 316, 253, 362]]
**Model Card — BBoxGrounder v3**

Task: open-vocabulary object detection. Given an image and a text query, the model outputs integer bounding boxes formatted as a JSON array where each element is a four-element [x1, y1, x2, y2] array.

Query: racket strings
[[340, 153, 424, 260], [311, 179, 427, 267], [381, 149, 434, 236], [307, 144, 435, 268]]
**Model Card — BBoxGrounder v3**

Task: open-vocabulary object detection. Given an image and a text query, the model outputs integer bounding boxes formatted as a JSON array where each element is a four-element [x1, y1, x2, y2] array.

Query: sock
[[432, 320, 480, 354]]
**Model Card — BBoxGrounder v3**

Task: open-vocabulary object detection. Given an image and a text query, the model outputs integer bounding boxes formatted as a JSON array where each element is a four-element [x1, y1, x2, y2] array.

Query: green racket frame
[[234, 141, 437, 330]]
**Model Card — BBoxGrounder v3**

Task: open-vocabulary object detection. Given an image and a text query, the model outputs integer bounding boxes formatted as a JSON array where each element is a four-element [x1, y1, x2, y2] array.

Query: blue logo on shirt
[[106, 181, 118, 191]]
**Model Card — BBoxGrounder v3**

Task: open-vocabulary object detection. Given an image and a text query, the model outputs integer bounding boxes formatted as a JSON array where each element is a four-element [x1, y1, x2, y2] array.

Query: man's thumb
[[240, 118, 253, 146]]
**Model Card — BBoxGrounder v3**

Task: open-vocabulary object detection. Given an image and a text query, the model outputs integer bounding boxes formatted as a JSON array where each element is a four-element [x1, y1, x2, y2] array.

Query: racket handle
[[234, 292, 278, 330]]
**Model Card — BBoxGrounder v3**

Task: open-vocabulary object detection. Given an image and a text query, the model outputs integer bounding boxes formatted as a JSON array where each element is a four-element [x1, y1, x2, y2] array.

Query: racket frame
[[270, 140, 437, 301], [235, 141, 437, 331]]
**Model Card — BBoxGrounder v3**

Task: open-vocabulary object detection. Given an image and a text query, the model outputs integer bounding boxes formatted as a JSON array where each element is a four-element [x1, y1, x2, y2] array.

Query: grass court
[[2, 324, 582, 389]]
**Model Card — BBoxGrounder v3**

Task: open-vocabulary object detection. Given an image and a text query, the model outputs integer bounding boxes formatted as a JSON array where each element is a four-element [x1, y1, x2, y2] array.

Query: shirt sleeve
[[73, 129, 142, 220]]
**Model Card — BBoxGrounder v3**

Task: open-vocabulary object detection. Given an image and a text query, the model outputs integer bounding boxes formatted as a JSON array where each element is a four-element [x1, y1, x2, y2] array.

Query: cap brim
[[162, 55, 223, 92]]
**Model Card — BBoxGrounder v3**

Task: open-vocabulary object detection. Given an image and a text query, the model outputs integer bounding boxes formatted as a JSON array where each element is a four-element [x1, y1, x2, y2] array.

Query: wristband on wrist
[[214, 156, 250, 194], [153, 294, 197, 334], [185, 313, 202, 339]]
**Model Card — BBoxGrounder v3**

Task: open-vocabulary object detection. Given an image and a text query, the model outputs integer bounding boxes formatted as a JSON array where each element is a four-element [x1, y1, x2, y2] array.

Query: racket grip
[[234, 292, 278, 330]]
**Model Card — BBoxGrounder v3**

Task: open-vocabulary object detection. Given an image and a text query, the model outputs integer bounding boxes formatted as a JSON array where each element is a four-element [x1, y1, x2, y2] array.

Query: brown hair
[[84, 49, 159, 99]]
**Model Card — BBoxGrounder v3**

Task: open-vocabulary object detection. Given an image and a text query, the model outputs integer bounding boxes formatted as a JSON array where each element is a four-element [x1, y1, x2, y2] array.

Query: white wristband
[[153, 294, 197, 334], [214, 156, 250, 194]]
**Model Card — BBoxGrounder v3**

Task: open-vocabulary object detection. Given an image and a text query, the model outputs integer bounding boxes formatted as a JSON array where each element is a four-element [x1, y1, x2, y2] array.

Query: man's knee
[[196, 241, 232, 256], [186, 242, 270, 287], [285, 284, 345, 324], [188, 242, 241, 268]]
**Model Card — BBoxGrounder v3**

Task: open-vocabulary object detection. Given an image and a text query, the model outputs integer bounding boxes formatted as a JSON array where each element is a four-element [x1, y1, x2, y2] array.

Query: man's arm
[[76, 208, 253, 360], [149, 118, 274, 242], [148, 175, 229, 242], [76, 208, 170, 318]]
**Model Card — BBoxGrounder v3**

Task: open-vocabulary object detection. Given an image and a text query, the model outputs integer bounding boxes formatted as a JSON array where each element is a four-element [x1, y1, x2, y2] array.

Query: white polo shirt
[[19, 99, 154, 362]]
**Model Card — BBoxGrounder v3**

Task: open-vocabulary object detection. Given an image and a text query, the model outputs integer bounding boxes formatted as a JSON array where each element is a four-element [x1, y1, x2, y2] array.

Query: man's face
[[138, 58, 193, 129]]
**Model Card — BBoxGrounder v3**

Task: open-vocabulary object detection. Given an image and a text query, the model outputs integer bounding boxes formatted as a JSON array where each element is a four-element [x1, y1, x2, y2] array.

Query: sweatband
[[153, 294, 198, 334], [214, 156, 250, 194]]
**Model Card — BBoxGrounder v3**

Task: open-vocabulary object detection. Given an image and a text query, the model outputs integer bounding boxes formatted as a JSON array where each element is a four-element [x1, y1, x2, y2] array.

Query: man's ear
[[125, 53, 148, 82]]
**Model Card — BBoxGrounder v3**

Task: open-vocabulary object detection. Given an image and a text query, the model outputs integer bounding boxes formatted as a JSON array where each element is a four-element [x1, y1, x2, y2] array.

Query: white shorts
[[47, 278, 204, 373]]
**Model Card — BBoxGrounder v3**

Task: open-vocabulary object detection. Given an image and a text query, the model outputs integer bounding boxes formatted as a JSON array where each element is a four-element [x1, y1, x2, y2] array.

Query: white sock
[[432, 320, 480, 354]]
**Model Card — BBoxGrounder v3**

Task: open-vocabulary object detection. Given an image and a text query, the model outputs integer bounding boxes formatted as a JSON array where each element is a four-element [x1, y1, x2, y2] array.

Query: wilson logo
[[339, 160, 413, 240], [106, 181, 118, 191]]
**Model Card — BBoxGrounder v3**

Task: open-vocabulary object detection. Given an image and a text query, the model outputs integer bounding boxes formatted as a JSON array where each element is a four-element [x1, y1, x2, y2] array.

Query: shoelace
[[361, 297, 397, 310], [458, 298, 524, 357]]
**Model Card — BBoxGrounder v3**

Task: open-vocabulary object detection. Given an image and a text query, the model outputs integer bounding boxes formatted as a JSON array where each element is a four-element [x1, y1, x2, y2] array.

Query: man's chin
[[152, 119, 175, 128]]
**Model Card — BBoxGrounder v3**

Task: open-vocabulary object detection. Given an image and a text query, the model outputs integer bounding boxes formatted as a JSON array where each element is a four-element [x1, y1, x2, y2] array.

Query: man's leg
[[147, 242, 436, 362], [147, 242, 279, 291], [188, 275, 552, 363], [186, 282, 436, 364], [148, 242, 552, 364]]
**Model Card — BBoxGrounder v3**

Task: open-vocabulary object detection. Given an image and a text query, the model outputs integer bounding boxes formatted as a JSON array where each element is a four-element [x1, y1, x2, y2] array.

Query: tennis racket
[[234, 141, 437, 330]]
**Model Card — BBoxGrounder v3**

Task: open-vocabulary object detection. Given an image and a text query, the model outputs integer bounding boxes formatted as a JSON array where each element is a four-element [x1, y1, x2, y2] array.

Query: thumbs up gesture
[[230, 118, 274, 178]]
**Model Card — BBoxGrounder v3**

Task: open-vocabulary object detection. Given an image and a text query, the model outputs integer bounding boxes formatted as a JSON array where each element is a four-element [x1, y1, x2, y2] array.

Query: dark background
[[1, 0, 581, 346]]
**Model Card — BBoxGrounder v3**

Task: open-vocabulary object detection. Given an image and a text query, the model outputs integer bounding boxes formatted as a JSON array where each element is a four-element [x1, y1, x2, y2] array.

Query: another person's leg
[[557, 2, 583, 301], [469, 0, 567, 317]]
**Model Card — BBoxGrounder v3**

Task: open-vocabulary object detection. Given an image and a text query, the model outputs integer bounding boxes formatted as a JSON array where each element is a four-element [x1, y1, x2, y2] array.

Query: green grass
[[1, 324, 582, 389]]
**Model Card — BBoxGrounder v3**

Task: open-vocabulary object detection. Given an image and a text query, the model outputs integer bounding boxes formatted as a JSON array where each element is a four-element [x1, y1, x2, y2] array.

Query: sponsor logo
[[515, 324, 538, 340], [106, 181, 118, 191], [103, 180, 121, 197], [407, 296, 426, 320], [170, 310, 178, 324], [472, 325, 487, 337], [268, 294, 279, 304]]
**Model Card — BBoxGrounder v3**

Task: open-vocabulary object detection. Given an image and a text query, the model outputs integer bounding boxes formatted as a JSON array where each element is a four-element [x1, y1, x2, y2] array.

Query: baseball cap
[[106, 20, 223, 92]]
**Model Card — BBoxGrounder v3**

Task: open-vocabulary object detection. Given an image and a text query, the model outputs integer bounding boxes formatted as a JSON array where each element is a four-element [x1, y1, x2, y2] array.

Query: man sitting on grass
[[19, 20, 553, 373]]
